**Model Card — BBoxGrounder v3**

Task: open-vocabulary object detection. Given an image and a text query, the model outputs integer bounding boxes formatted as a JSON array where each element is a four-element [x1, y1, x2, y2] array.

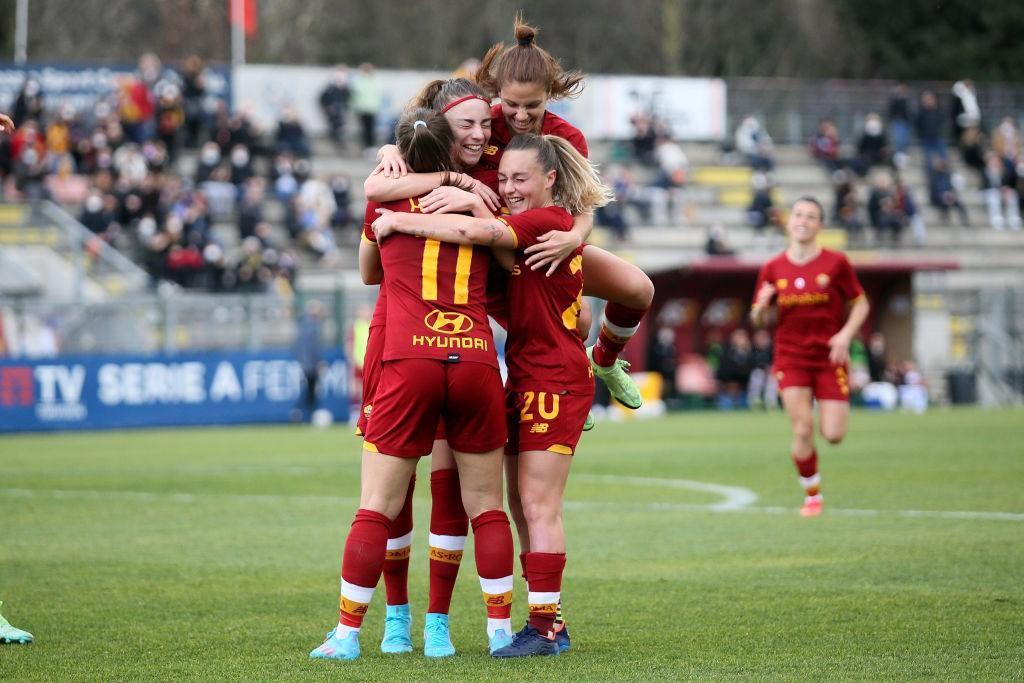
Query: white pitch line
[[573, 473, 759, 511], [2, 486, 1022, 522]]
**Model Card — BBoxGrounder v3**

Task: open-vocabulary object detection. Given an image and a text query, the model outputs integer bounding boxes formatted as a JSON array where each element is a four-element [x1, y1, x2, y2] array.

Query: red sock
[[427, 469, 468, 614], [526, 552, 566, 638], [592, 302, 648, 367], [793, 450, 820, 496], [471, 509, 514, 622], [519, 551, 529, 581], [339, 508, 390, 628], [382, 476, 414, 606]]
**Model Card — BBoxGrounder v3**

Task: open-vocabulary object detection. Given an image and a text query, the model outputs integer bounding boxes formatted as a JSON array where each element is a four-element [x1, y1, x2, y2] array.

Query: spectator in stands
[[927, 156, 969, 227], [45, 105, 80, 174], [747, 172, 782, 236], [715, 328, 754, 409], [983, 150, 1021, 230], [80, 191, 118, 242], [630, 112, 658, 167], [958, 125, 988, 189], [113, 143, 149, 187], [276, 106, 311, 158], [810, 118, 842, 174], [856, 112, 891, 174], [705, 223, 735, 256], [653, 132, 689, 224], [272, 154, 300, 203], [647, 327, 679, 403], [747, 328, 777, 409], [887, 82, 912, 166], [294, 166, 339, 265], [12, 79, 44, 128], [118, 72, 156, 145], [596, 165, 631, 242], [868, 170, 905, 244], [181, 54, 210, 148], [10, 120, 48, 200], [292, 299, 325, 423], [991, 116, 1021, 184], [328, 175, 353, 231], [350, 62, 384, 153], [319, 65, 351, 149], [195, 141, 222, 184], [156, 82, 185, 163], [867, 332, 890, 383], [734, 115, 775, 172], [237, 177, 266, 240], [893, 172, 926, 245], [951, 80, 982, 148], [832, 170, 864, 239], [916, 90, 946, 164], [229, 144, 254, 187]]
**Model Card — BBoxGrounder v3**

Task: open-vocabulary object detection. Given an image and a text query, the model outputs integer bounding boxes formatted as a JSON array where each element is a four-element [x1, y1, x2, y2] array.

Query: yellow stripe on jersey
[[363, 441, 379, 453], [422, 239, 440, 300], [361, 232, 377, 245], [498, 217, 518, 249], [548, 444, 574, 455], [454, 244, 473, 304]]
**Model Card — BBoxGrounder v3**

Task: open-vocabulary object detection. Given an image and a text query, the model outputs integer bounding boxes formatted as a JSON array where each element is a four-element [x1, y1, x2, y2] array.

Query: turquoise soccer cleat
[[488, 627, 513, 654], [380, 603, 413, 654], [422, 613, 456, 658], [587, 346, 643, 409], [309, 627, 360, 660], [0, 603, 33, 644]]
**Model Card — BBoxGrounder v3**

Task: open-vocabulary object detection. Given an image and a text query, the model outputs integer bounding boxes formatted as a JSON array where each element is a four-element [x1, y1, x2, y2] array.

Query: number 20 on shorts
[[520, 391, 561, 421]]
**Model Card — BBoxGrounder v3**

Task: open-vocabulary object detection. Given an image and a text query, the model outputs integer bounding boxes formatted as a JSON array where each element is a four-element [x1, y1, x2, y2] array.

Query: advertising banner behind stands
[[0, 62, 231, 115], [234, 65, 727, 141], [0, 349, 347, 433]]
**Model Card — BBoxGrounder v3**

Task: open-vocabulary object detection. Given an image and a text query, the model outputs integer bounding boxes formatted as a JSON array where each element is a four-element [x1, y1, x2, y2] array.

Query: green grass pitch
[[2, 408, 1023, 680]]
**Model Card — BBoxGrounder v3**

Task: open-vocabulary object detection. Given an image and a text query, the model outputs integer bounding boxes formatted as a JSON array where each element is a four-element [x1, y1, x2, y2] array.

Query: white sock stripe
[[428, 533, 466, 551], [386, 531, 413, 549], [799, 474, 821, 488], [340, 580, 376, 604], [602, 318, 640, 338], [479, 575, 514, 594], [528, 591, 561, 605]]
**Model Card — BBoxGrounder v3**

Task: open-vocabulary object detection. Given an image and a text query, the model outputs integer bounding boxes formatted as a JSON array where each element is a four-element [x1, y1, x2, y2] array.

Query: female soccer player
[[310, 109, 515, 661], [373, 132, 613, 657], [750, 197, 870, 517], [375, 22, 654, 411]]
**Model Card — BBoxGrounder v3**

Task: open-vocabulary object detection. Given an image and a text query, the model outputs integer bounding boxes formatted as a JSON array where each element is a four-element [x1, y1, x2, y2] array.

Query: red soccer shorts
[[364, 358, 506, 457], [505, 387, 590, 456], [355, 325, 385, 437], [774, 363, 851, 402]]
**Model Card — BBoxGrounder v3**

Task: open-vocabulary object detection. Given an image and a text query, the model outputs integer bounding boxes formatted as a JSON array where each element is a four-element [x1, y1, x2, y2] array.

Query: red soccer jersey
[[754, 248, 866, 367], [480, 104, 589, 191], [500, 205, 593, 394], [363, 201, 388, 328], [376, 197, 497, 367]]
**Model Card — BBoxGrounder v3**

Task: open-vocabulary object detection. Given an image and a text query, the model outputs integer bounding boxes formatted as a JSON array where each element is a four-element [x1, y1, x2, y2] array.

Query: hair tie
[[413, 120, 427, 129], [439, 94, 491, 114], [517, 36, 532, 46]]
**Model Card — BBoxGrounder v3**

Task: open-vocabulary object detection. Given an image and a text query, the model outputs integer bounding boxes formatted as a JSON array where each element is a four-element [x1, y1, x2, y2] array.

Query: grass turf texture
[[1, 408, 1022, 681]]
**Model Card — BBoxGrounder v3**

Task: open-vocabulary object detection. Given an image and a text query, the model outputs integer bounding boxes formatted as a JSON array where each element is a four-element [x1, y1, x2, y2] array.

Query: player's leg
[[380, 475, 414, 654], [423, 441, 467, 658], [493, 448, 571, 658], [581, 245, 654, 409], [311, 450, 418, 660], [781, 382, 823, 516], [818, 401, 850, 444]]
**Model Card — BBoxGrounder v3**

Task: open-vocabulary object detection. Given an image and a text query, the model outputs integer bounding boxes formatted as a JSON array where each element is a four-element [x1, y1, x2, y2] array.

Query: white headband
[[413, 120, 427, 129]]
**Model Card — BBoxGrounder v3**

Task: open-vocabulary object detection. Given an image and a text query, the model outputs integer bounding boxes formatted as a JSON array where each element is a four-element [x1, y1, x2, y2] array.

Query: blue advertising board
[[0, 349, 347, 433]]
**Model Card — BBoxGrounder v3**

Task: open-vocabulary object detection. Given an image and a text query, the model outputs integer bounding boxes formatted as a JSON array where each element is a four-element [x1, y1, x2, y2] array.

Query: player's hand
[[371, 145, 407, 178], [754, 282, 777, 309], [827, 332, 851, 365], [420, 186, 479, 214], [0, 113, 14, 135], [524, 230, 582, 276], [372, 208, 398, 240], [465, 177, 501, 212]]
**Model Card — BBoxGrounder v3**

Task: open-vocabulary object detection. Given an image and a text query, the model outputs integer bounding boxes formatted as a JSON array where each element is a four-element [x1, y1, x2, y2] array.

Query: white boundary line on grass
[[2, 483, 1023, 522]]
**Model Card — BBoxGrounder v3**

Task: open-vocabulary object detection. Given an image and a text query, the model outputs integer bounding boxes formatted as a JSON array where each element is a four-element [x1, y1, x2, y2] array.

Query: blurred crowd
[[0, 53, 368, 293]]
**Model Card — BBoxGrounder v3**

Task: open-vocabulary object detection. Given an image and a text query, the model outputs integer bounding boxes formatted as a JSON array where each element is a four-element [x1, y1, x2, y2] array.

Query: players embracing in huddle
[[311, 18, 644, 661]]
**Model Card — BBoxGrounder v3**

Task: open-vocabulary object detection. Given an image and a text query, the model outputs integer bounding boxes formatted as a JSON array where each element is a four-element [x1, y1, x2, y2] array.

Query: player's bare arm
[[827, 295, 870, 365], [750, 282, 777, 326], [373, 208, 513, 248], [0, 113, 14, 135]]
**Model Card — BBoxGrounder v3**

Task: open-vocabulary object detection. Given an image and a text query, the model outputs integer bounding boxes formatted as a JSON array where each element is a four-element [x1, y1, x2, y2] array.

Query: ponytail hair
[[476, 17, 585, 100], [506, 133, 612, 215], [409, 77, 490, 112], [394, 107, 459, 175]]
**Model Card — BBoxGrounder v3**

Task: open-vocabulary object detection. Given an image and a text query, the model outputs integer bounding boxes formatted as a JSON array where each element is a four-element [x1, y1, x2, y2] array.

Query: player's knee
[[622, 271, 655, 310], [520, 495, 560, 529], [792, 419, 814, 442], [821, 426, 846, 445]]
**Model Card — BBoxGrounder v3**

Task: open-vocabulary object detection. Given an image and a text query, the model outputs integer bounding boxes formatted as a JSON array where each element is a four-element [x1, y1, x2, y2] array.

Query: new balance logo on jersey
[[424, 309, 474, 334], [529, 423, 549, 434]]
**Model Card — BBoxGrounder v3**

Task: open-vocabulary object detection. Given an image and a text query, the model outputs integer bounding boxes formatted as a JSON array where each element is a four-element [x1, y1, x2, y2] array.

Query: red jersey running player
[[310, 109, 515, 662], [751, 197, 870, 517], [374, 132, 612, 657]]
